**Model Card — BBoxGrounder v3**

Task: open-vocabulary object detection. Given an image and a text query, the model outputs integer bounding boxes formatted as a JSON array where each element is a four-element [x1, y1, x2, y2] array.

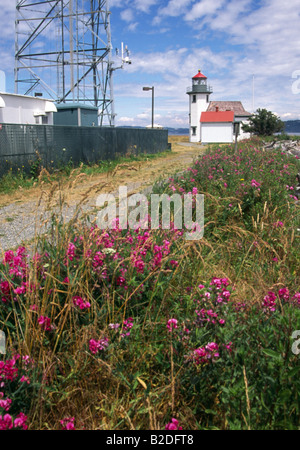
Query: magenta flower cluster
[[73, 296, 91, 310], [89, 337, 109, 355], [109, 317, 134, 339], [60, 416, 76, 430], [0, 354, 33, 430], [38, 315, 53, 332], [165, 418, 182, 430], [262, 288, 300, 313], [189, 342, 220, 365], [0, 412, 28, 430], [167, 318, 178, 332]]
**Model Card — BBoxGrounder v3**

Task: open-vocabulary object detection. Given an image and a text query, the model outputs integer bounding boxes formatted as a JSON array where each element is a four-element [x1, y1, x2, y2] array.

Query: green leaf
[[204, 409, 217, 415], [287, 366, 300, 378], [262, 349, 282, 361]]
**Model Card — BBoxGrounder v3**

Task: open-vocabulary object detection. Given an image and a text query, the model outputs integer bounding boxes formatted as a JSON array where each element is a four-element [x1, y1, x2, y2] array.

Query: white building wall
[[0, 93, 56, 125], [236, 117, 251, 140], [201, 122, 233, 144], [189, 93, 210, 142]]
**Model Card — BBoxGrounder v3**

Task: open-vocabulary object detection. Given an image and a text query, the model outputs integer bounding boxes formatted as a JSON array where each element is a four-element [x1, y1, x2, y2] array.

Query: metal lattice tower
[[15, 0, 129, 126]]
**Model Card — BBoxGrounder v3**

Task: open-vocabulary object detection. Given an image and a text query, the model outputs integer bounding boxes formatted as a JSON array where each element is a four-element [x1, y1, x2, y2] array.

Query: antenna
[[114, 42, 132, 68], [108, 41, 132, 124]]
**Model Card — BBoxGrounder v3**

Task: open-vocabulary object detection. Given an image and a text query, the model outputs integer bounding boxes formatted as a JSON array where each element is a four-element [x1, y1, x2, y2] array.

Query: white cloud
[[125, 48, 189, 75], [109, 0, 124, 7], [153, 0, 193, 25], [118, 116, 135, 123], [128, 22, 139, 31], [159, 0, 193, 17], [120, 9, 134, 22], [184, 0, 226, 21], [134, 0, 158, 13]]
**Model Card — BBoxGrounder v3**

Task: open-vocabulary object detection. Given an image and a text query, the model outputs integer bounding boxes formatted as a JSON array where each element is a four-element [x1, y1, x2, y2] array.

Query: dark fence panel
[[0, 124, 169, 177]]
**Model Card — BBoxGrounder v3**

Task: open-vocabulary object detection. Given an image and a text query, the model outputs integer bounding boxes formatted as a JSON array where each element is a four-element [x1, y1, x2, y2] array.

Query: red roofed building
[[200, 110, 235, 143], [187, 71, 251, 143]]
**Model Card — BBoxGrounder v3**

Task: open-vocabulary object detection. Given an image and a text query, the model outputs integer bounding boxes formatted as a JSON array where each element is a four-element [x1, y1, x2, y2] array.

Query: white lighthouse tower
[[187, 70, 213, 142]]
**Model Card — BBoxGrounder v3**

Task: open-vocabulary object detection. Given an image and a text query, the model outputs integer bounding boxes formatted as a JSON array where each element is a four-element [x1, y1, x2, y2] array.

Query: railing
[[186, 85, 213, 94]]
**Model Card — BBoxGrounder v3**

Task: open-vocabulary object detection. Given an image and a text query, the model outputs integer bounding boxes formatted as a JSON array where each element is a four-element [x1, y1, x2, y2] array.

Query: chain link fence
[[0, 124, 169, 177]]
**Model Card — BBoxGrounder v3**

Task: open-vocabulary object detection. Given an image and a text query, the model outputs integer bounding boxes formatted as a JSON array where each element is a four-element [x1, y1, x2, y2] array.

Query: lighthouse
[[187, 70, 213, 142]]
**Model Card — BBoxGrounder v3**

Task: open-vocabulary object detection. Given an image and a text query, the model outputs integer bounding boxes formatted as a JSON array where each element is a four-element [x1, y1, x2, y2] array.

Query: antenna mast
[[14, 0, 130, 126]]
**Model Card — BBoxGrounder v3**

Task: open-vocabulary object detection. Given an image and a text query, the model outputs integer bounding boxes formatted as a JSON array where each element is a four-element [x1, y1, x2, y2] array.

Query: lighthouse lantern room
[[187, 70, 213, 142]]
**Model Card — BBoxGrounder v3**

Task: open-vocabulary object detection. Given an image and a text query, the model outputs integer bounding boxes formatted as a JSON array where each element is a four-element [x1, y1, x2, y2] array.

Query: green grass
[[0, 149, 171, 196]]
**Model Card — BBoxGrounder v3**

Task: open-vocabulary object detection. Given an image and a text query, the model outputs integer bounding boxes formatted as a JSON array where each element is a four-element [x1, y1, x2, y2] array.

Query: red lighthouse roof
[[193, 70, 207, 79]]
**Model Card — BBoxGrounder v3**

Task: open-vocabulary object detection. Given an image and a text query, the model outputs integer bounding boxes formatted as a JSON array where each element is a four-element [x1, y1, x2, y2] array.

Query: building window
[[192, 127, 197, 136], [206, 95, 209, 103], [192, 95, 196, 103], [42, 115, 48, 125]]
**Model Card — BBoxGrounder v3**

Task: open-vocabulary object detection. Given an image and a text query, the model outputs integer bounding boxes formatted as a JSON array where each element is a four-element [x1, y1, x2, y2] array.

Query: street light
[[142, 86, 154, 128]]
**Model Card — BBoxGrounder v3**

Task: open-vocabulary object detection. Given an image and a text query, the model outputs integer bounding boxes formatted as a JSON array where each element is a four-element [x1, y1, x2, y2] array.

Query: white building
[[0, 92, 57, 125], [201, 109, 234, 144], [187, 70, 251, 143]]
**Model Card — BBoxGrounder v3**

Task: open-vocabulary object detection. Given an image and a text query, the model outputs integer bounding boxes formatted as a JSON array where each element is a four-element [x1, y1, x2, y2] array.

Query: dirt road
[[0, 136, 206, 251]]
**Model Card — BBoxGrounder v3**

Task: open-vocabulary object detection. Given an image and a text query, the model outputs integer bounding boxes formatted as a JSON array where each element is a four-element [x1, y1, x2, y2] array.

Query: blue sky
[[1, 0, 300, 127]]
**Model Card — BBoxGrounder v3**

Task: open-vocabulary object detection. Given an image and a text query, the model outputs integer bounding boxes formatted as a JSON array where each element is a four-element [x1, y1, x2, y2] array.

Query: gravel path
[[0, 141, 205, 253], [0, 181, 150, 252]]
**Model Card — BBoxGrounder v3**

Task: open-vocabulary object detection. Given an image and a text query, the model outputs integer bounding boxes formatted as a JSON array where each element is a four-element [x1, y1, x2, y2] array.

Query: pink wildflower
[[73, 296, 91, 310], [278, 288, 289, 301], [0, 413, 13, 430], [251, 179, 261, 189], [67, 242, 76, 261], [224, 342, 233, 353], [60, 417, 75, 430], [0, 393, 12, 411], [0, 357, 19, 384], [20, 376, 31, 385], [89, 337, 109, 355], [134, 259, 145, 273], [262, 292, 277, 312], [38, 316, 52, 331], [109, 323, 120, 330], [169, 260, 179, 267], [120, 318, 134, 338], [165, 418, 182, 430], [14, 413, 28, 430], [292, 292, 300, 305], [167, 319, 178, 332]]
